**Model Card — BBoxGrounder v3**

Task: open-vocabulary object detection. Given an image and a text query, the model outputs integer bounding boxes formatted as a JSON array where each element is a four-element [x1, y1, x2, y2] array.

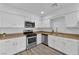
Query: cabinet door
[[48, 35, 55, 48], [37, 34, 42, 44], [0, 37, 26, 55], [0, 40, 9, 55], [0, 39, 16, 55], [53, 36, 64, 52], [64, 38, 79, 55], [42, 19, 51, 28], [9, 37, 26, 54], [15, 36, 26, 52], [48, 35, 63, 51]]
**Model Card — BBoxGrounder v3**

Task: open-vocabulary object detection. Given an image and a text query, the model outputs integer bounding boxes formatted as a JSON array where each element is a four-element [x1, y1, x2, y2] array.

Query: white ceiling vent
[[50, 3, 58, 7]]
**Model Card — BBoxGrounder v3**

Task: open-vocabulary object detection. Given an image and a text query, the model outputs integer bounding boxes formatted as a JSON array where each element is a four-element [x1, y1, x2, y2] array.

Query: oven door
[[26, 36, 37, 49]]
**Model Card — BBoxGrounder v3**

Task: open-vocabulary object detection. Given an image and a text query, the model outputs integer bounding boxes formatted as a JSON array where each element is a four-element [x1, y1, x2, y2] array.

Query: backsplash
[[34, 28, 52, 32]]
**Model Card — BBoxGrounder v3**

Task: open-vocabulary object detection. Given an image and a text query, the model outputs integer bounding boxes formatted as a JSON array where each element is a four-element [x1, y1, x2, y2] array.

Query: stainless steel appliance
[[26, 33, 37, 49], [25, 21, 35, 28], [42, 34, 48, 46], [23, 30, 37, 49]]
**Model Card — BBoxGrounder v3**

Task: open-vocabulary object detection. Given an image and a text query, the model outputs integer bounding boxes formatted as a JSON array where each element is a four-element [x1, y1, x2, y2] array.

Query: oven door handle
[[27, 36, 36, 38]]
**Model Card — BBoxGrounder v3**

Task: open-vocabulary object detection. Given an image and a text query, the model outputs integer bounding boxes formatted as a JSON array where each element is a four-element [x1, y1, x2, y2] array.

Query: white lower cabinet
[[63, 38, 79, 55], [48, 35, 64, 52], [53, 36, 64, 52], [48, 35, 56, 48], [12, 36, 26, 54], [48, 35, 79, 55], [0, 36, 26, 55], [0, 39, 11, 55], [37, 34, 42, 44]]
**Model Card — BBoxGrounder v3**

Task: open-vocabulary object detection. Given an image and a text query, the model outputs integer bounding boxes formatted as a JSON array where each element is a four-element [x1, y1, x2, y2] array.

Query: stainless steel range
[[23, 30, 37, 49]]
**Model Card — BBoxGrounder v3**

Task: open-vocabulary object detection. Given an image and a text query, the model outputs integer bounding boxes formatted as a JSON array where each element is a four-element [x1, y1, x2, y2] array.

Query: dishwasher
[[42, 34, 48, 46]]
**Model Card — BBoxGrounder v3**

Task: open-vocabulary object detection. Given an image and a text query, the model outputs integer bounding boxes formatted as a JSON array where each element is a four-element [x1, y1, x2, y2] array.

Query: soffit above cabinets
[[0, 3, 70, 16]]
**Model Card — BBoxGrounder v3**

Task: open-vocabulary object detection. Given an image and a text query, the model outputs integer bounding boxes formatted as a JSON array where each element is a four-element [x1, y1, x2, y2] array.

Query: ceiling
[[0, 3, 69, 16]]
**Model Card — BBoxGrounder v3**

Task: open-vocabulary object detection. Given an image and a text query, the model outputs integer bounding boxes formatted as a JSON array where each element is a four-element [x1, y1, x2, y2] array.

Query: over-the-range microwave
[[24, 21, 35, 28]]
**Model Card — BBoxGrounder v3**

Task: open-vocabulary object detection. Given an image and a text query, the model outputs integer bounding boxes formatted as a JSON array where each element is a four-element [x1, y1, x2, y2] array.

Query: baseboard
[[42, 43, 48, 46], [14, 49, 27, 55]]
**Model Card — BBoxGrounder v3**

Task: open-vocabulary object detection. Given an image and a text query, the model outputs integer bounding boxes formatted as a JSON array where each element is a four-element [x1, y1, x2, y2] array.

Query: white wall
[[44, 4, 79, 34]]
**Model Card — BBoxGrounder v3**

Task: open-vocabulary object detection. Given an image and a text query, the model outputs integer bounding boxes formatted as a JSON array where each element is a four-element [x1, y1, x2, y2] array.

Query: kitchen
[[0, 3, 79, 55]]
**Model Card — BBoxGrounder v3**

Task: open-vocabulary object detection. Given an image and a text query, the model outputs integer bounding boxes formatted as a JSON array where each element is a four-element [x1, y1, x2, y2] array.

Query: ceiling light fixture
[[41, 11, 44, 14]]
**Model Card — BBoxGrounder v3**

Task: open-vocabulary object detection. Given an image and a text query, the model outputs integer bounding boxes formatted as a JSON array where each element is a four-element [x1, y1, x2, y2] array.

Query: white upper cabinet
[[35, 18, 42, 28], [65, 11, 79, 27], [1, 13, 25, 27], [34, 17, 40, 28], [41, 19, 50, 28]]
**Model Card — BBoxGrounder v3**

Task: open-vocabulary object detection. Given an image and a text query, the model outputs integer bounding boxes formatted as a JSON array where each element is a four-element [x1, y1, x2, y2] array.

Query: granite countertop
[[0, 31, 79, 40], [0, 33, 24, 40], [35, 31, 79, 40]]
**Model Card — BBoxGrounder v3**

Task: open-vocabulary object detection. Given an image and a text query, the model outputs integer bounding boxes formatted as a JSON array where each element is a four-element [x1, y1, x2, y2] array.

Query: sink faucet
[[52, 29, 54, 32], [56, 27, 57, 32], [3, 33, 6, 38], [55, 27, 58, 35]]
